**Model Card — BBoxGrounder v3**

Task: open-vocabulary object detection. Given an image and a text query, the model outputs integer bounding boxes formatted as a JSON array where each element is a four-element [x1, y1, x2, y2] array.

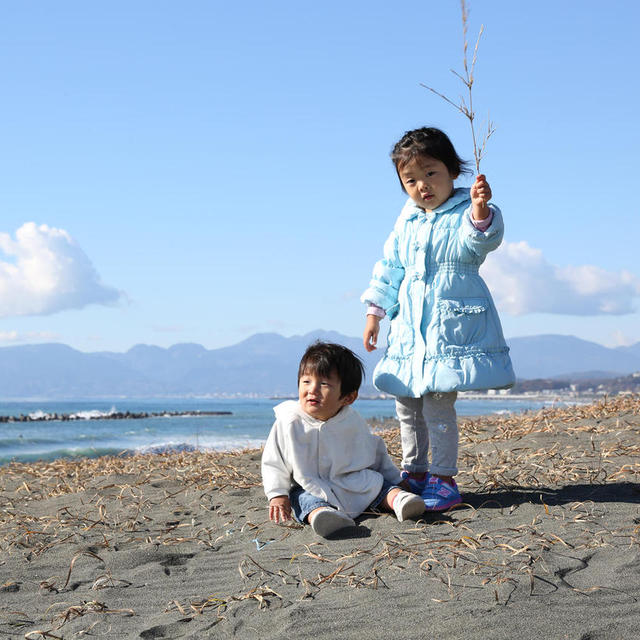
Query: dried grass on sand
[[1, 395, 638, 639]]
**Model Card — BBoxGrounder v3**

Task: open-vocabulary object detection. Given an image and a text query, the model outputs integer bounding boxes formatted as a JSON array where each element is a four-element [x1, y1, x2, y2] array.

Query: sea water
[[0, 396, 566, 465]]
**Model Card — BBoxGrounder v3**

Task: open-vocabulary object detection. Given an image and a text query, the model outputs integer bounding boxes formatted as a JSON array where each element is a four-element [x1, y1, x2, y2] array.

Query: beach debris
[[47, 600, 135, 629], [1, 394, 638, 633], [63, 550, 106, 589], [251, 537, 273, 551], [24, 631, 64, 639], [0, 580, 20, 592]]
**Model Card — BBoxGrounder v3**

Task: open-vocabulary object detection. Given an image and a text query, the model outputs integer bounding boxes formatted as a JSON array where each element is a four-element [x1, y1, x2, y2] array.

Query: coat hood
[[400, 188, 471, 222]]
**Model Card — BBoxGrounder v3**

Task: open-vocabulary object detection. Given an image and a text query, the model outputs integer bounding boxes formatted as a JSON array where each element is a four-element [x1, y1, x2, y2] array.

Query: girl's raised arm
[[470, 174, 492, 221]]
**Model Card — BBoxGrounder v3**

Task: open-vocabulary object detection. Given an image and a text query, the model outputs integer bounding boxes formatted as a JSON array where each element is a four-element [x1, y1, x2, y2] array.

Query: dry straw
[[421, 0, 495, 174], [1, 394, 639, 633]]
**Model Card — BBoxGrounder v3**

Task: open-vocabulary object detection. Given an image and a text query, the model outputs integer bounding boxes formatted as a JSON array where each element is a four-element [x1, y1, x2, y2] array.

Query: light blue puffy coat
[[361, 188, 515, 398]]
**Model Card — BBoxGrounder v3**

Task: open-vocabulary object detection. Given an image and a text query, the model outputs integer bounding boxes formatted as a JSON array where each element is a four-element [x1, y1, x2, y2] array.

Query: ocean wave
[[22, 407, 119, 421], [0, 445, 127, 465], [135, 437, 266, 456], [70, 407, 118, 420], [28, 410, 52, 420], [0, 435, 74, 448], [0, 437, 267, 466]]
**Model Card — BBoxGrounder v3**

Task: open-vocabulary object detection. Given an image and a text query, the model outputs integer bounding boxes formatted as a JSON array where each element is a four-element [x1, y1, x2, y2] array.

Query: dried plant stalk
[[421, 0, 495, 173]]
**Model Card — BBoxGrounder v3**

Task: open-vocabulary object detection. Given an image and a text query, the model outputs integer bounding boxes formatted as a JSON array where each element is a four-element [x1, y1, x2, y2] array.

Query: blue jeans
[[290, 479, 396, 523]]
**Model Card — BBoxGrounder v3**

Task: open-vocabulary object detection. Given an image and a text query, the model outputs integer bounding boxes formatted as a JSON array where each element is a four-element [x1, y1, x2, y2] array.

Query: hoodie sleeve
[[261, 420, 293, 500]]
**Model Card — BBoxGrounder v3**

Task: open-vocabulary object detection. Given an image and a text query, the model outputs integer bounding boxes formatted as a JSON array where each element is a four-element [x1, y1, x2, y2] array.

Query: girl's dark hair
[[298, 342, 364, 397], [390, 127, 471, 190]]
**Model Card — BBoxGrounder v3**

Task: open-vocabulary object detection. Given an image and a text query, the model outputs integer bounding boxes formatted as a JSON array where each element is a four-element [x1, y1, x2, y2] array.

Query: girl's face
[[398, 155, 457, 211]]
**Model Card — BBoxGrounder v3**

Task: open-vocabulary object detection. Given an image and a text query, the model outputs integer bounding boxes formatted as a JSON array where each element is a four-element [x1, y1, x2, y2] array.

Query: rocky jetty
[[0, 410, 232, 423]]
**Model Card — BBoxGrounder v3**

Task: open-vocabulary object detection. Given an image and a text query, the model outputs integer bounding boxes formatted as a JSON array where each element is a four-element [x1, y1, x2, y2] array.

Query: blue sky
[[1, 0, 639, 353]]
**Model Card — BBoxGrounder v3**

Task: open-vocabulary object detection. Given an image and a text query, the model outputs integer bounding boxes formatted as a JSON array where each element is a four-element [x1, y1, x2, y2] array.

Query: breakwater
[[0, 410, 232, 423]]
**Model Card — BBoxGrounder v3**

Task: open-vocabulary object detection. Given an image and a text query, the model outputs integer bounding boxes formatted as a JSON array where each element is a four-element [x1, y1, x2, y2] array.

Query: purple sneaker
[[420, 476, 462, 511], [401, 470, 428, 495]]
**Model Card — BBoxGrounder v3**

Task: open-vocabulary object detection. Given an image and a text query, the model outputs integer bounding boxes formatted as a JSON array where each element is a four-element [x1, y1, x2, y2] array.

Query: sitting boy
[[261, 341, 425, 537]]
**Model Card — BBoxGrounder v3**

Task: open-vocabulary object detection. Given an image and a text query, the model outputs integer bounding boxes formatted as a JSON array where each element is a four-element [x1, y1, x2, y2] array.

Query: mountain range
[[1, 331, 639, 398]]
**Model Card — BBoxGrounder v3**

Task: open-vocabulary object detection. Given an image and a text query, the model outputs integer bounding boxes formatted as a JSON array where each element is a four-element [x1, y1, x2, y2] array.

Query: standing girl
[[361, 127, 515, 510]]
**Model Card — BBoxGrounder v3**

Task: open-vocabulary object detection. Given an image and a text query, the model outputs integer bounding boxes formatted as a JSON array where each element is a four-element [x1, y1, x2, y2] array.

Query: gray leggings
[[395, 392, 458, 476]]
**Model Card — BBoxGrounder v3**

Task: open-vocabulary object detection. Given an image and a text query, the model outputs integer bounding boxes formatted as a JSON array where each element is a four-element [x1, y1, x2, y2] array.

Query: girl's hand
[[470, 174, 492, 220], [363, 314, 380, 352], [269, 495, 292, 523]]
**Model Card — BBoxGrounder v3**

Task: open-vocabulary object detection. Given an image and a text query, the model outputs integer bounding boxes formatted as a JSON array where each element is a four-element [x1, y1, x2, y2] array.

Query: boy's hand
[[269, 495, 292, 523], [470, 174, 492, 220], [363, 314, 380, 352]]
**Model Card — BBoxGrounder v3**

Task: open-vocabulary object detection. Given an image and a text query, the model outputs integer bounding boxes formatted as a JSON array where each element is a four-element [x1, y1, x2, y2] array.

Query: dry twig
[[421, 0, 495, 173]]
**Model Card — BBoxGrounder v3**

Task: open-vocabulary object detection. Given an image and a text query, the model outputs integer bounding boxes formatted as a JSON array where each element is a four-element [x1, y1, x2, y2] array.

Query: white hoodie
[[261, 400, 401, 517]]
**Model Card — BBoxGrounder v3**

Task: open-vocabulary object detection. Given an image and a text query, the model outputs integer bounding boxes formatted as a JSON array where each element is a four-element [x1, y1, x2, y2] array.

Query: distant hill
[[98, 330, 382, 396], [1, 332, 639, 398], [507, 334, 640, 380], [616, 342, 640, 359]]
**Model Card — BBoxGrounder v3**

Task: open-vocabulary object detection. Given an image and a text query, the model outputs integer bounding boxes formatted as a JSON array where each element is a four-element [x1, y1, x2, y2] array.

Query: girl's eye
[[426, 171, 436, 177]]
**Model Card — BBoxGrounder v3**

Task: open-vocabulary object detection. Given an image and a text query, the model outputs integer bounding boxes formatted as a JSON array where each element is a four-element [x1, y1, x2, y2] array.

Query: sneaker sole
[[311, 510, 355, 537], [397, 496, 427, 521], [424, 496, 462, 512]]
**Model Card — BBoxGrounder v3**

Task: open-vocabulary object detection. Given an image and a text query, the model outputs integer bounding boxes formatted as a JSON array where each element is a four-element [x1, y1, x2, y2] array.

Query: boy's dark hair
[[298, 342, 364, 397], [390, 127, 471, 191]]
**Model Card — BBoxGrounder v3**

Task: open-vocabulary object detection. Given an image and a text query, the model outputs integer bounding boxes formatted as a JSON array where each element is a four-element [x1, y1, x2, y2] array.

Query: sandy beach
[[1, 395, 639, 639]]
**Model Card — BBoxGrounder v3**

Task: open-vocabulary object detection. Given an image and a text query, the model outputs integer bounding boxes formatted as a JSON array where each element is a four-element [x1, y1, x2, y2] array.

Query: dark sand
[[1, 395, 639, 639]]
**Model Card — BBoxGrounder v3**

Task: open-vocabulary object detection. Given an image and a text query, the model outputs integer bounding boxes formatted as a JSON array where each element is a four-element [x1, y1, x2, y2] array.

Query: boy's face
[[399, 155, 456, 212], [298, 368, 357, 422]]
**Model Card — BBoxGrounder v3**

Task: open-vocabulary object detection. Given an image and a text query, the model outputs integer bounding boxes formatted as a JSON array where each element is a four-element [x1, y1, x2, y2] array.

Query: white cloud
[[480, 240, 640, 316], [0, 222, 123, 317], [609, 330, 638, 348], [0, 330, 61, 343]]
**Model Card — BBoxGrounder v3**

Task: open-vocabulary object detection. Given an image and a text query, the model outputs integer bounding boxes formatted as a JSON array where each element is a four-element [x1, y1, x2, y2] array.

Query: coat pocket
[[438, 297, 488, 347]]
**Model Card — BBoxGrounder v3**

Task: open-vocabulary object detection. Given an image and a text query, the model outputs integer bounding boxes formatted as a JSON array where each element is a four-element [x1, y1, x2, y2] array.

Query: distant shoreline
[[0, 390, 613, 403], [300, 391, 600, 403]]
